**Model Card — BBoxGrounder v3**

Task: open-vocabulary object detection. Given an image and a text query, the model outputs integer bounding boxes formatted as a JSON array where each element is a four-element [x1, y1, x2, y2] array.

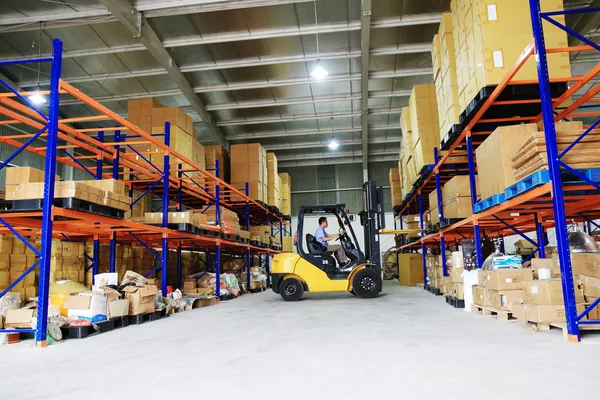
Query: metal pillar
[[35, 38, 63, 347], [466, 133, 483, 268], [245, 182, 251, 292], [215, 160, 221, 297], [418, 192, 427, 288], [266, 212, 271, 287], [177, 163, 183, 290], [161, 122, 171, 295], [530, 0, 579, 341], [434, 148, 447, 276], [535, 213, 546, 258]]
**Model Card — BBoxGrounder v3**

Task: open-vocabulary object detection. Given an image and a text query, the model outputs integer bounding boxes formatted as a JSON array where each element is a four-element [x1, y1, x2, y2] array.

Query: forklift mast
[[359, 180, 385, 271]]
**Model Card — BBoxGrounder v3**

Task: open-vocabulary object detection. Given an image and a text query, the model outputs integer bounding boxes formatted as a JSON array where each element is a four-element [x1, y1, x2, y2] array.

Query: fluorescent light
[[310, 64, 329, 79], [28, 93, 46, 105], [328, 139, 339, 150]]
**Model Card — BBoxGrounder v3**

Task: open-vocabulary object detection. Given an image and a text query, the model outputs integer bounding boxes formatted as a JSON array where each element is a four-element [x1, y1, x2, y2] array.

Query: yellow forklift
[[271, 181, 384, 300]]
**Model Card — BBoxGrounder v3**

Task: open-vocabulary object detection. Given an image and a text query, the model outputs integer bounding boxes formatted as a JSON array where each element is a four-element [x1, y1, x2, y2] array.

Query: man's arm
[[321, 232, 340, 242]]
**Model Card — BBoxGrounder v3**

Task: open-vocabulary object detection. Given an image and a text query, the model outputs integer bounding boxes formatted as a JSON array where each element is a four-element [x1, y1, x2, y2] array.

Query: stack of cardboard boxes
[[450, 0, 570, 112], [389, 168, 403, 207], [230, 143, 268, 203], [399, 107, 415, 198], [126, 98, 205, 178], [508, 253, 600, 324], [205, 145, 229, 182], [0, 235, 37, 301], [429, 176, 480, 226], [267, 153, 282, 210], [144, 211, 208, 228], [433, 13, 461, 142], [250, 226, 271, 246], [4, 168, 131, 212], [409, 84, 439, 176], [279, 173, 292, 216], [426, 255, 445, 289], [205, 207, 242, 237]]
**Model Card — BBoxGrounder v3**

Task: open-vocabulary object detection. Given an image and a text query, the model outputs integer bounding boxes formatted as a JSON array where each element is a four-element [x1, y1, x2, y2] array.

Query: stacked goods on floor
[[447, 255, 464, 300], [508, 252, 600, 324], [397, 253, 424, 286], [84, 244, 146, 286], [205, 145, 229, 182], [205, 207, 242, 237], [433, 13, 461, 142], [511, 121, 600, 181], [267, 153, 282, 210], [126, 98, 205, 176], [0, 234, 38, 301], [389, 168, 402, 207], [4, 168, 132, 211], [472, 267, 533, 311], [399, 108, 415, 198], [230, 143, 268, 203], [279, 173, 292, 216], [410, 84, 439, 174], [426, 255, 444, 289], [250, 225, 271, 246], [450, 0, 570, 112], [475, 124, 539, 198]]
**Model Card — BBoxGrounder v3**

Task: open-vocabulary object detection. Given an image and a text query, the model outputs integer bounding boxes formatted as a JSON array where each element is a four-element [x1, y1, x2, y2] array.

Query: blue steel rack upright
[[0, 38, 63, 347]]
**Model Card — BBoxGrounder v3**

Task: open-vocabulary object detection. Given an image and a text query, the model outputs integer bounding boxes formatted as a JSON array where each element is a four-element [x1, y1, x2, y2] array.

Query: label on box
[[530, 286, 539, 294], [505, 278, 513, 283], [493, 51, 504, 68], [500, 294, 507, 307], [487, 5, 497, 21]]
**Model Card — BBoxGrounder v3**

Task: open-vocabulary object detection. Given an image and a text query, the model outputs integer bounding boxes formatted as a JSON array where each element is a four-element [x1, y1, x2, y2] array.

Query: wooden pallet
[[471, 304, 515, 322], [522, 321, 600, 341]]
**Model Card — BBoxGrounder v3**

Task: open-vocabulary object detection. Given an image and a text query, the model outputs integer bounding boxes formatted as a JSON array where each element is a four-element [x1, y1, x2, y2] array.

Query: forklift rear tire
[[352, 269, 382, 298], [280, 278, 304, 301]]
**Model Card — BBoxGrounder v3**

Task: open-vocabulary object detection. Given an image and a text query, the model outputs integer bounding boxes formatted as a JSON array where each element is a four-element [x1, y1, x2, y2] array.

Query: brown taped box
[[522, 278, 584, 305], [483, 269, 533, 290], [524, 303, 587, 324], [472, 285, 487, 307], [475, 124, 538, 198], [5, 167, 60, 185], [79, 179, 127, 196], [442, 197, 473, 220], [398, 254, 424, 286], [580, 275, 600, 301], [442, 175, 480, 204], [5, 181, 105, 204], [485, 289, 524, 311], [122, 285, 158, 315], [571, 252, 600, 279]]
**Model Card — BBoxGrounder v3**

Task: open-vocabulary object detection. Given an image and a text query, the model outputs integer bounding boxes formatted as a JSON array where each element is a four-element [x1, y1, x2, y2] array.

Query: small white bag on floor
[[462, 269, 479, 312]]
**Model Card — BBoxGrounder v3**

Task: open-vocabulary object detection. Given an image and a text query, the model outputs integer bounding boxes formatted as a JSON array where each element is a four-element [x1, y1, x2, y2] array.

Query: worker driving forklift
[[271, 181, 384, 301]]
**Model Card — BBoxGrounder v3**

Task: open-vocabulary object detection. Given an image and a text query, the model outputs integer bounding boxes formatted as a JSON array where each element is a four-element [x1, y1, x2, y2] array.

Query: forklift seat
[[306, 234, 327, 254]]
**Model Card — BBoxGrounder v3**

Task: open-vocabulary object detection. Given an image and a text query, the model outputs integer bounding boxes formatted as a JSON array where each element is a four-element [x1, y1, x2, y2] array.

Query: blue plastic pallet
[[474, 193, 505, 213], [504, 168, 600, 201], [504, 170, 550, 200]]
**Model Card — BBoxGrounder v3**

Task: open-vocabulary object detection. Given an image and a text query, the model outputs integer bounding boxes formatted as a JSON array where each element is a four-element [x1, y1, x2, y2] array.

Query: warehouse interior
[[0, 0, 600, 398]]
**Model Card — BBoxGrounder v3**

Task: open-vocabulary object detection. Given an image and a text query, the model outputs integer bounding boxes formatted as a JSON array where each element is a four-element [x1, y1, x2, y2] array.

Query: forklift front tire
[[280, 278, 304, 301], [352, 268, 382, 298]]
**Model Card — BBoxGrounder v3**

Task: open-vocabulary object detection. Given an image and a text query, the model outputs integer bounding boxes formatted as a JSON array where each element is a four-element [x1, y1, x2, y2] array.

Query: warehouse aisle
[[1, 282, 598, 399]]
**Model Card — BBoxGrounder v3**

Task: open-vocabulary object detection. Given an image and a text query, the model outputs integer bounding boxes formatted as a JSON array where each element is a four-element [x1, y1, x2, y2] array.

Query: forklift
[[271, 181, 385, 301]]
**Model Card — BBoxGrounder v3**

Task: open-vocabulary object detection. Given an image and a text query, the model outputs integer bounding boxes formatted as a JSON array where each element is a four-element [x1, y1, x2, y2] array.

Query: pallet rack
[[0, 38, 285, 347], [394, 2, 600, 342]]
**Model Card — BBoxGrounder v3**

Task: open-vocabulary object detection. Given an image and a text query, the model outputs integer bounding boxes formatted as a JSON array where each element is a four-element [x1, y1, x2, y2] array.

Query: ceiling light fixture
[[28, 93, 46, 105], [328, 117, 339, 150], [310, 0, 328, 80]]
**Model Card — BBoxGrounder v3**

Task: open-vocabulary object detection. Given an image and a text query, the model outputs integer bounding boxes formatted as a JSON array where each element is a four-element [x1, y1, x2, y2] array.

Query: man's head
[[318, 217, 328, 228]]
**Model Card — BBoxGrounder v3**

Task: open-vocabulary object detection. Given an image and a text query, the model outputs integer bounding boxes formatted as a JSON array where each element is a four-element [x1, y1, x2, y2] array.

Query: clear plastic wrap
[[569, 231, 599, 253]]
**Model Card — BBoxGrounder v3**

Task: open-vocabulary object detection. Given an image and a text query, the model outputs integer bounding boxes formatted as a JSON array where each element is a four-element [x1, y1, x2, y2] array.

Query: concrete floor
[[1, 281, 599, 399]]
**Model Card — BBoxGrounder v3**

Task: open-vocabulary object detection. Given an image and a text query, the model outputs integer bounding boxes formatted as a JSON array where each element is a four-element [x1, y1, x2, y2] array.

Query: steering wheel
[[336, 228, 349, 242]]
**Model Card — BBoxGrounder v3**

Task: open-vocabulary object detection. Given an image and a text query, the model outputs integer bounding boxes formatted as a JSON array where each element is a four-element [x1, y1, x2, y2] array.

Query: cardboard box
[[572, 252, 600, 279], [4, 308, 35, 328], [475, 124, 538, 198], [191, 297, 218, 308], [580, 275, 600, 300], [450, 267, 464, 283], [509, 302, 526, 321], [524, 303, 586, 324], [442, 197, 473, 219], [64, 291, 108, 322], [522, 278, 584, 305], [122, 285, 157, 315], [531, 258, 560, 279], [452, 282, 464, 299], [485, 289, 524, 311], [483, 269, 533, 290], [5, 167, 60, 185], [472, 285, 487, 306], [442, 175, 477, 203], [108, 299, 130, 319], [398, 254, 424, 286]]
